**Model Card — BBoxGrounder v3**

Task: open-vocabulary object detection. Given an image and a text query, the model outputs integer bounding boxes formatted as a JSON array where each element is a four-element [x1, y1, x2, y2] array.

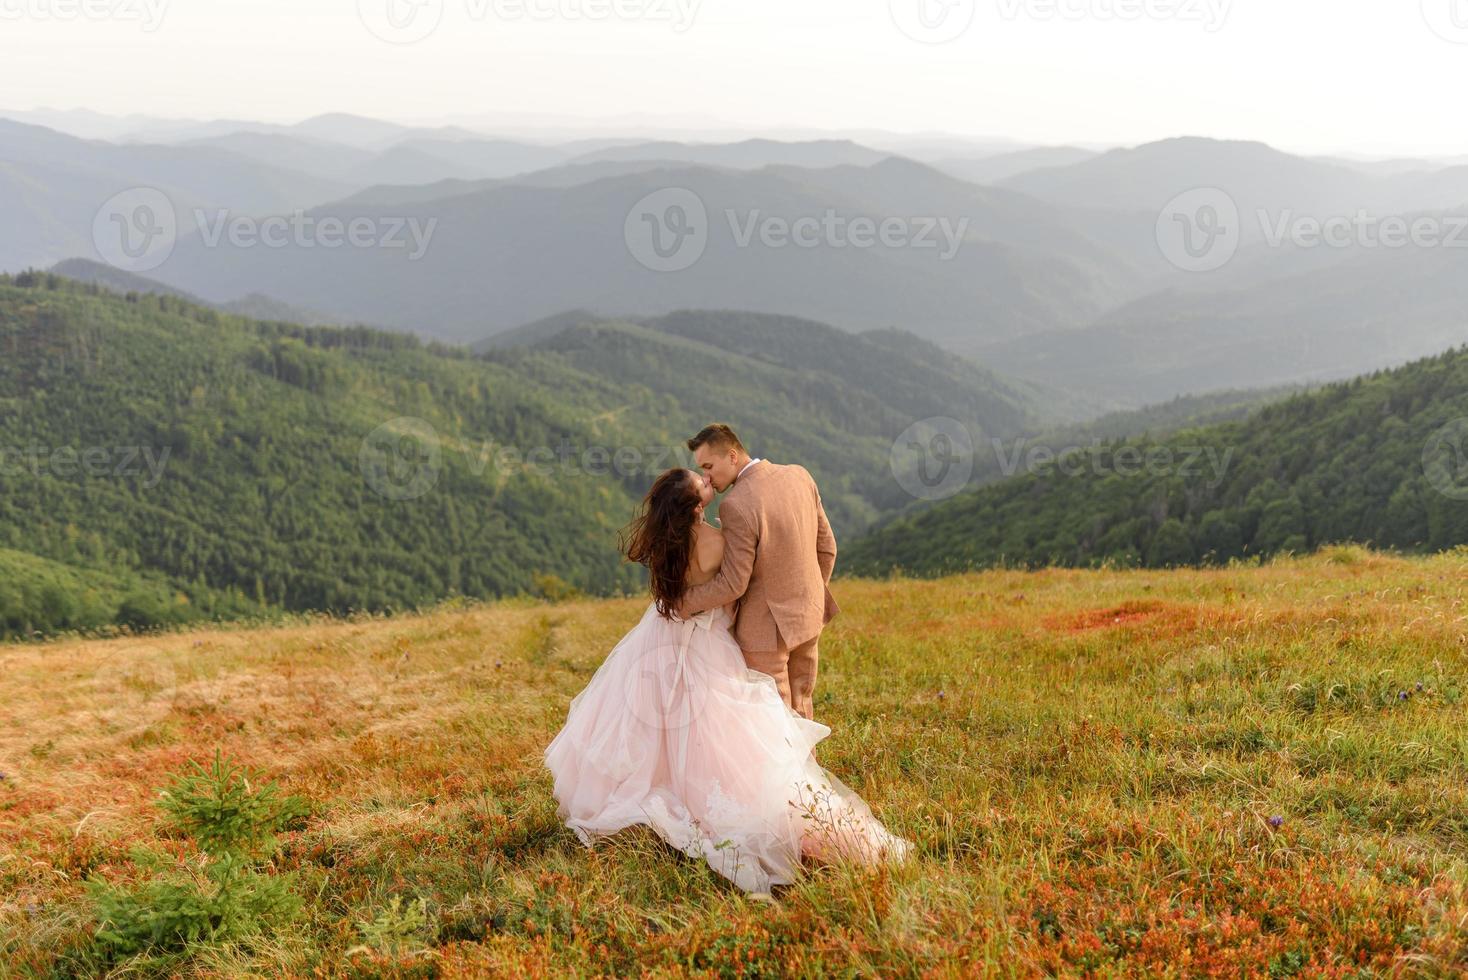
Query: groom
[[677, 424, 839, 720]]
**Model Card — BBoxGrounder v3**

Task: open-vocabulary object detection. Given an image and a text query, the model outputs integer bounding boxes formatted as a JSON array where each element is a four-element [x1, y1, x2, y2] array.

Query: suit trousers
[[743, 634, 820, 720]]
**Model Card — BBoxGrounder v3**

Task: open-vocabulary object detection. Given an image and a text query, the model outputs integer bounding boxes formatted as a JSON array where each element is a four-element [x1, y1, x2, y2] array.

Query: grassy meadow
[[3, 548, 1468, 977]]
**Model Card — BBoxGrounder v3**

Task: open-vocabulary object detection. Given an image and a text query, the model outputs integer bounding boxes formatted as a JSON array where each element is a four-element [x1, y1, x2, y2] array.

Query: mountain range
[[5, 111, 1467, 411]]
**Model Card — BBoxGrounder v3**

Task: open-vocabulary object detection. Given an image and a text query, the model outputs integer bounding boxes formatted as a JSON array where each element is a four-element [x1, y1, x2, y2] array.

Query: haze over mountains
[[3, 110, 1467, 410]]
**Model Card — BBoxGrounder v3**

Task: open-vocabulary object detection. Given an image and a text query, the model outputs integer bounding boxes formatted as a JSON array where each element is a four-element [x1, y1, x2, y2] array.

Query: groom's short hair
[[687, 423, 744, 455]]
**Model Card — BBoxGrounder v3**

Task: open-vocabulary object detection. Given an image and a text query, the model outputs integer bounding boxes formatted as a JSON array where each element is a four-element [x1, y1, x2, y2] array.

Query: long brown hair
[[621, 469, 702, 617]]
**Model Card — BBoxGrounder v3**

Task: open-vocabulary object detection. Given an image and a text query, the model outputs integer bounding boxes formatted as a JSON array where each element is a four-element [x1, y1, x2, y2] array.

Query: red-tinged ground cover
[[3, 547, 1467, 976]]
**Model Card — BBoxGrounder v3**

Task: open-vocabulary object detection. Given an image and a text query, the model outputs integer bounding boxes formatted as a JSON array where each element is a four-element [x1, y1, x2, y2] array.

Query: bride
[[544, 468, 910, 894]]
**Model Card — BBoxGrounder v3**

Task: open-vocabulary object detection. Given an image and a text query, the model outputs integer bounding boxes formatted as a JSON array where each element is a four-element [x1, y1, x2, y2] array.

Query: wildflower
[[937, 690, 946, 700], [1268, 815, 1284, 829], [1398, 691, 1409, 701]]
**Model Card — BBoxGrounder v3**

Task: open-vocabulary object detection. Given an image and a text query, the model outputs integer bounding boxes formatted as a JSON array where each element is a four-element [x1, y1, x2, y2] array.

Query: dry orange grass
[[3, 547, 1468, 976]]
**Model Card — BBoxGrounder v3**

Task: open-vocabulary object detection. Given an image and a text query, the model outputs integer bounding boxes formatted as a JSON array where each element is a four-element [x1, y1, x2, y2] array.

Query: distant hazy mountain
[[1002, 136, 1468, 225], [148, 158, 1151, 351], [288, 112, 462, 148], [1001, 137, 1370, 219], [176, 129, 570, 190], [179, 131, 378, 179], [119, 112, 474, 149], [0, 107, 192, 141], [335, 159, 745, 209], [567, 138, 890, 170], [0, 119, 351, 271], [1314, 155, 1468, 177], [935, 146, 1098, 185], [979, 240, 1468, 406], [48, 257, 205, 301]]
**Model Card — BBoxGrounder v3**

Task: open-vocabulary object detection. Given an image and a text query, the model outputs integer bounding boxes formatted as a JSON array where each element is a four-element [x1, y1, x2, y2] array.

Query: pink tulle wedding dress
[[544, 603, 911, 893]]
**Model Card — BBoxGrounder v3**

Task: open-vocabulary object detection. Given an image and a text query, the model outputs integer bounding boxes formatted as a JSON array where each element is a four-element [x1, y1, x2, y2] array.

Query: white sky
[[1, 0, 1465, 157]]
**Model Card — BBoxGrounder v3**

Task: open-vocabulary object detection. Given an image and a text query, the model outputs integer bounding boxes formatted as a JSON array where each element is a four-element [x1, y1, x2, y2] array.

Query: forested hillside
[[845, 345, 1468, 575], [0, 274, 1054, 637]]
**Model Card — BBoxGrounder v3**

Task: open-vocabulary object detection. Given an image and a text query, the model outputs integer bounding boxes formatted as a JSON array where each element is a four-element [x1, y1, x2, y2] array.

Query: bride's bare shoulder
[[692, 521, 725, 575]]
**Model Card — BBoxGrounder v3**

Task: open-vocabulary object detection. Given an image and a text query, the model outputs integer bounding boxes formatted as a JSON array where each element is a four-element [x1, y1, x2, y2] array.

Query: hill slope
[[0, 274, 1055, 635], [846, 345, 1468, 575], [6, 557, 1468, 974]]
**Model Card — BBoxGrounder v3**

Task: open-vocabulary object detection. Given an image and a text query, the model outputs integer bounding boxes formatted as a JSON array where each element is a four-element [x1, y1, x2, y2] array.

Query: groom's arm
[[679, 497, 756, 617], [815, 488, 837, 585], [797, 466, 837, 584]]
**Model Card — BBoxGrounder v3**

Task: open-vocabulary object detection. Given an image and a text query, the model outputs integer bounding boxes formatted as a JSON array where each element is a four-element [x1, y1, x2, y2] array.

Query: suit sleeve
[[813, 476, 837, 584], [679, 497, 757, 617]]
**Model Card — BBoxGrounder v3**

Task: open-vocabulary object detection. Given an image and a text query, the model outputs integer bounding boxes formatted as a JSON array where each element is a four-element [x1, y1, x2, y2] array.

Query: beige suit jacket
[[680, 461, 839, 652]]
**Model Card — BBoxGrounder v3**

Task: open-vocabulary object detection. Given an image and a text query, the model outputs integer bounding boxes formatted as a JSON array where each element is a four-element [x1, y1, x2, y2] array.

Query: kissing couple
[[545, 424, 910, 895]]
